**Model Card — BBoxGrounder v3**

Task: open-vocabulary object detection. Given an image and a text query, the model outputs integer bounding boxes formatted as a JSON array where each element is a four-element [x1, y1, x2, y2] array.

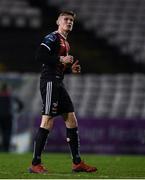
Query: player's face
[[57, 15, 74, 32]]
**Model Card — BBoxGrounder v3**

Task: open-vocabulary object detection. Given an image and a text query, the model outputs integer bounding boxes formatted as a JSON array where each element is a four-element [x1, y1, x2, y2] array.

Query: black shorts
[[40, 79, 74, 117]]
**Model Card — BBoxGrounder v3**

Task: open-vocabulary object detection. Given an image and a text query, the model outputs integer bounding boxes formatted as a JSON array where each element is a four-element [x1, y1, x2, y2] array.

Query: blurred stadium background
[[0, 0, 145, 155]]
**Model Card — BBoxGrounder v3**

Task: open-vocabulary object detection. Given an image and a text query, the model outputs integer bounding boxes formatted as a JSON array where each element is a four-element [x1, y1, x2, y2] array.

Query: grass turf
[[0, 153, 145, 179]]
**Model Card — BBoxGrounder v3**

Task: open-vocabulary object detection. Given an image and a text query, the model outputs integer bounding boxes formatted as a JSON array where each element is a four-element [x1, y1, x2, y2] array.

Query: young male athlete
[[29, 11, 97, 173]]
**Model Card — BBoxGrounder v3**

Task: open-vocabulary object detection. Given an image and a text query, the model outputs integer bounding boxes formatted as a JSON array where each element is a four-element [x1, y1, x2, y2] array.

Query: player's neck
[[57, 29, 68, 39]]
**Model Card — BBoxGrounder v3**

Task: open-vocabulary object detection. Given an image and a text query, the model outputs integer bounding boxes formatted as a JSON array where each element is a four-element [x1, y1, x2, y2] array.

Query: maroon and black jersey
[[36, 31, 71, 80]]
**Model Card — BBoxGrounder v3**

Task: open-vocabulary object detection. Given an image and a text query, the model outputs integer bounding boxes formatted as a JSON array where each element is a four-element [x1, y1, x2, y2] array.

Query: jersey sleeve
[[36, 33, 60, 65], [41, 33, 57, 51]]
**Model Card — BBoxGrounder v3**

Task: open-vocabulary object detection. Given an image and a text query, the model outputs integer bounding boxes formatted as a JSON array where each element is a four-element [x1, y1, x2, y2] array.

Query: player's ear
[[56, 18, 60, 25], [56, 16, 61, 25]]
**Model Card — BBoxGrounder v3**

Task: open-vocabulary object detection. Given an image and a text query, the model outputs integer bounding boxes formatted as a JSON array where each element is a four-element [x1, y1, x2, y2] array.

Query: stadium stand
[[64, 74, 145, 119], [0, 0, 42, 28]]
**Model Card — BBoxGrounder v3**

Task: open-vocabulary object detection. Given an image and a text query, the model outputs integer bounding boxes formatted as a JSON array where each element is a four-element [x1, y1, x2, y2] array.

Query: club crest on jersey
[[46, 34, 56, 42]]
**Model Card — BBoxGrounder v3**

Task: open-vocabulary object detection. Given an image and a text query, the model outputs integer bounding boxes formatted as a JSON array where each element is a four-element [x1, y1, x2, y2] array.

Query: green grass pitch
[[0, 152, 145, 179]]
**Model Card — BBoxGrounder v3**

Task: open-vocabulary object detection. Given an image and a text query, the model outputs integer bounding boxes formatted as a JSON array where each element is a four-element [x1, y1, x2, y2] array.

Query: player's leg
[[32, 115, 54, 166], [60, 86, 81, 164], [63, 112, 97, 172], [60, 84, 97, 172], [62, 112, 81, 164], [29, 115, 53, 173], [29, 80, 57, 173], [59, 84, 82, 165]]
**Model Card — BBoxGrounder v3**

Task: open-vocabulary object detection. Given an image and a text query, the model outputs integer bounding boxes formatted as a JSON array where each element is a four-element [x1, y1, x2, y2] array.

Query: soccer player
[[29, 11, 97, 173]]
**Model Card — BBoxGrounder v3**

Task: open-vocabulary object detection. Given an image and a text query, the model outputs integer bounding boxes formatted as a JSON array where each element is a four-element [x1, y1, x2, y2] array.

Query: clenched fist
[[60, 55, 74, 65]]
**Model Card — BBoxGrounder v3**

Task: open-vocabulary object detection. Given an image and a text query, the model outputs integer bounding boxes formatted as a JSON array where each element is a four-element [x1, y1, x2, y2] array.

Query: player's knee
[[63, 112, 78, 128], [40, 115, 54, 130]]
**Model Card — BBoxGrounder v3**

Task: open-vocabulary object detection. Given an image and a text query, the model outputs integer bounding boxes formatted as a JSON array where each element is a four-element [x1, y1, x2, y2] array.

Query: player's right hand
[[60, 55, 74, 64]]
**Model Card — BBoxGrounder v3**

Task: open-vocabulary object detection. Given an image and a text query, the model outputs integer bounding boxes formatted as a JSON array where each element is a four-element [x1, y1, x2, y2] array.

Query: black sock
[[32, 127, 49, 165], [66, 127, 81, 164]]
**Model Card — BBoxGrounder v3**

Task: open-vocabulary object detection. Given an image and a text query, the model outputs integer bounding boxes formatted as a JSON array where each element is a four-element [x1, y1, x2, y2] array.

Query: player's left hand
[[71, 60, 81, 74]]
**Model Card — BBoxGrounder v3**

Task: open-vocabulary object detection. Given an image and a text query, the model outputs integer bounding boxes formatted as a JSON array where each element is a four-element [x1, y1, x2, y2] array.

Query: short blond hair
[[58, 11, 76, 20]]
